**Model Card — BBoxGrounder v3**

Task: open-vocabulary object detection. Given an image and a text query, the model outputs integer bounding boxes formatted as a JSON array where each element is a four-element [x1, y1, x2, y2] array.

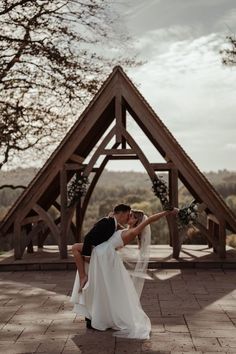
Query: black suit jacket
[[81, 217, 116, 256]]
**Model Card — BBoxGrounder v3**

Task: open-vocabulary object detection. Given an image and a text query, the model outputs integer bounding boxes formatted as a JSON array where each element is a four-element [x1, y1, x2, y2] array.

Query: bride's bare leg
[[71, 243, 88, 292]]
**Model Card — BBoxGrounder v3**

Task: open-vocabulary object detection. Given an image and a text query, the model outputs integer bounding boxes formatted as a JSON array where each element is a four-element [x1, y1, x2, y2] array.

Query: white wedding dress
[[70, 228, 151, 339]]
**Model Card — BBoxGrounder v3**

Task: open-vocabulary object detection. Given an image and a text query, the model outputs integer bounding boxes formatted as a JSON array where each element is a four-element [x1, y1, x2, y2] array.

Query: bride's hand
[[168, 208, 179, 216]]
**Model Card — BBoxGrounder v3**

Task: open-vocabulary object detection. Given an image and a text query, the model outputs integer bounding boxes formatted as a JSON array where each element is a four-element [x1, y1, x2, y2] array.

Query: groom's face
[[118, 211, 131, 225]]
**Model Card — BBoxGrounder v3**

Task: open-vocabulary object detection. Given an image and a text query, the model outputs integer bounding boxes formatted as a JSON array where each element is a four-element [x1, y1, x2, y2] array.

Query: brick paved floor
[[0, 269, 236, 353]]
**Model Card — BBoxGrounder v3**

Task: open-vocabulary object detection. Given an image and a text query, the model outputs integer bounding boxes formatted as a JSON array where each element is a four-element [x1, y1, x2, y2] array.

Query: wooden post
[[26, 224, 34, 253], [60, 167, 68, 258], [207, 215, 221, 254], [218, 219, 226, 259], [207, 218, 214, 249], [75, 199, 82, 243], [115, 91, 126, 148], [14, 219, 22, 260], [168, 168, 180, 259]]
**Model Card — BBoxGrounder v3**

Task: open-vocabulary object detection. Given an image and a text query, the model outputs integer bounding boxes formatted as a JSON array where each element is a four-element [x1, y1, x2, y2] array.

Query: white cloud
[[225, 143, 236, 150], [125, 31, 236, 172]]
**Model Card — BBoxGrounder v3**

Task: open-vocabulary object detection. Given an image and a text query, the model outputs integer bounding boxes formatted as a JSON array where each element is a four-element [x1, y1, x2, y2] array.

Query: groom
[[71, 203, 131, 329], [82, 203, 131, 257]]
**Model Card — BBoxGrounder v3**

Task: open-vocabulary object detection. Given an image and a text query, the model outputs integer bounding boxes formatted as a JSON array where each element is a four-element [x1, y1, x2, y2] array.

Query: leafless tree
[[221, 35, 236, 66], [0, 0, 137, 169]]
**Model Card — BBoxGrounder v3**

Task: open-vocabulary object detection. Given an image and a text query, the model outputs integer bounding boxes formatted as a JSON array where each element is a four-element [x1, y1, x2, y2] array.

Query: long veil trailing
[[128, 215, 151, 298]]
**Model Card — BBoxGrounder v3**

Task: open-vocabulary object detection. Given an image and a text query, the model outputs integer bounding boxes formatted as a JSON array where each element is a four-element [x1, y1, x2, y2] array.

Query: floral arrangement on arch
[[67, 173, 89, 208], [152, 175, 198, 228], [152, 176, 172, 211]]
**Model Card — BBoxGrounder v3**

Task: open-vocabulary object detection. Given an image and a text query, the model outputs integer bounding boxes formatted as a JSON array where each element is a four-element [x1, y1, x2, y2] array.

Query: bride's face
[[128, 213, 138, 227]]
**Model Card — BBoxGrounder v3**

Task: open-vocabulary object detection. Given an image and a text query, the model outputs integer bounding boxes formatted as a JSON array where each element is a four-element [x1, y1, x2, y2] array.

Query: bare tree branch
[[221, 35, 236, 66], [0, 0, 139, 170], [0, 184, 26, 190]]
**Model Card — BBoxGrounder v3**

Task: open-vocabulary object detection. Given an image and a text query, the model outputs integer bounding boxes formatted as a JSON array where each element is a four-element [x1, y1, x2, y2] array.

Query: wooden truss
[[1, 66, 236, 261]]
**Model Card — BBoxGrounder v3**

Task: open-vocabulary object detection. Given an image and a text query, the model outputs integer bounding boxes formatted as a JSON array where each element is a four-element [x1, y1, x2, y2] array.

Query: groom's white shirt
[[113, 216, 118, 230]]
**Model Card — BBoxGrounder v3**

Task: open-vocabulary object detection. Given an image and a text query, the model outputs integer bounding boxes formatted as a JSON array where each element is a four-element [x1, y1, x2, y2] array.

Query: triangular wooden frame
[[1, 66, 236, 261]]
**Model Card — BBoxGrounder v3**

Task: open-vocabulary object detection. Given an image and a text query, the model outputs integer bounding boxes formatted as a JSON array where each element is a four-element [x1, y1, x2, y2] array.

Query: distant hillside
[[0, 167, 236, 189], [0, 167, 39, 187]]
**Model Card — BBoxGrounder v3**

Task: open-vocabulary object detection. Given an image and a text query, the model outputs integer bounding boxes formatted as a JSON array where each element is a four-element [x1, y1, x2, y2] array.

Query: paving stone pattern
[[0, 269, 236, 353]]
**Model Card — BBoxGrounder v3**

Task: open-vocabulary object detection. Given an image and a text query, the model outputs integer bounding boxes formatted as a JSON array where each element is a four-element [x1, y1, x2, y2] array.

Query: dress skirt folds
[[70, 230, 151, 339]]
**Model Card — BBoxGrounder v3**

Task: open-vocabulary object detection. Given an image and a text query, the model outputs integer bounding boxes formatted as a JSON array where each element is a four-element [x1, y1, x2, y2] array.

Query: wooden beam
[[33, 204, 60, 245], [21, 215, 41, 226], [65, 163, 84, 171], [60, 168, 68, 258], [83, 126, 116, 176], [207, 213, 219, 224], [102, 149, 135, 155], [218, 219, 226, 259], [21, 222, 43, 252], [14, 219, 22, 260], [121, 103, 127, 149], [69, 154, 84, 164], [207, 218, 214, 249], [169, 168, 178, 207], [150, 163, 175, 171], [109, 155, 139, 160], [75, 200, 82, 243], [196, 221, 218, 251], [115, 90, 122, 144], [168, 168, 179, 258], [120, 126, 156, 180]]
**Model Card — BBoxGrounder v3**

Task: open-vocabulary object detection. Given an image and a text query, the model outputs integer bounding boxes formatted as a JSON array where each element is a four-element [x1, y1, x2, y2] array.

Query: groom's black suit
[[81, 216, 116, 257]]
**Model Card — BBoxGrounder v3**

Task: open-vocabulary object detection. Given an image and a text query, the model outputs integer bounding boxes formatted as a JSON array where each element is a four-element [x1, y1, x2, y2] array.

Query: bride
[[70, 208, 177, 339]]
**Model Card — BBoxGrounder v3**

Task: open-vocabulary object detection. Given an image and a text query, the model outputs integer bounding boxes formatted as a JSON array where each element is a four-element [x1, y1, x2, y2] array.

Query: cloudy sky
[[108, 0, 236, 173]]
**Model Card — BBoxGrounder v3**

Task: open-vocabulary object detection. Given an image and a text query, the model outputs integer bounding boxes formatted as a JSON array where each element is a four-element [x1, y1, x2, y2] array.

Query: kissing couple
[[70, 203, 178, 339]]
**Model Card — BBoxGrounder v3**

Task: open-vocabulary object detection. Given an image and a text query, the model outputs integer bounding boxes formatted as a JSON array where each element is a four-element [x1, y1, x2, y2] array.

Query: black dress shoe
[[85, 317, 94, 329]]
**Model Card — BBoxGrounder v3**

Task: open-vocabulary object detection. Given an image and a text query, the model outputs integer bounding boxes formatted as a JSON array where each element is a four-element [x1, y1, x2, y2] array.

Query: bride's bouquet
[[177, 200, 199, 229]]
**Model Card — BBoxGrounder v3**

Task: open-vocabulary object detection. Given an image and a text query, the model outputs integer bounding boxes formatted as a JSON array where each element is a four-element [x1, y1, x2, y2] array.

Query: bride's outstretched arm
[[121, 209, 178, 246]]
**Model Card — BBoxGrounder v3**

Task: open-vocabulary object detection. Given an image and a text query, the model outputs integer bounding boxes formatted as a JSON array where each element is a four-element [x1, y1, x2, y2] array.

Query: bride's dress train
[[70, 229, 151, 339]]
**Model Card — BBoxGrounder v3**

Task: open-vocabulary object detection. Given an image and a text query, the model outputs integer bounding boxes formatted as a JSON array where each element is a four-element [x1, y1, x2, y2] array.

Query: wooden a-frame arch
[[0, 66, 236, 261]]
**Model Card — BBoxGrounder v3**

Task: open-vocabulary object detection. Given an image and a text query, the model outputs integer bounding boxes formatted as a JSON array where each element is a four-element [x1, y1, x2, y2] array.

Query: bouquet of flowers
[[177, 200, 198, 229], [67, 173, 89, 208]]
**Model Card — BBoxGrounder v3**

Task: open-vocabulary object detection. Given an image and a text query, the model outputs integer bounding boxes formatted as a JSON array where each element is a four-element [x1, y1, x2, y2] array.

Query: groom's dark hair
[[113, 204, 131, 213]]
